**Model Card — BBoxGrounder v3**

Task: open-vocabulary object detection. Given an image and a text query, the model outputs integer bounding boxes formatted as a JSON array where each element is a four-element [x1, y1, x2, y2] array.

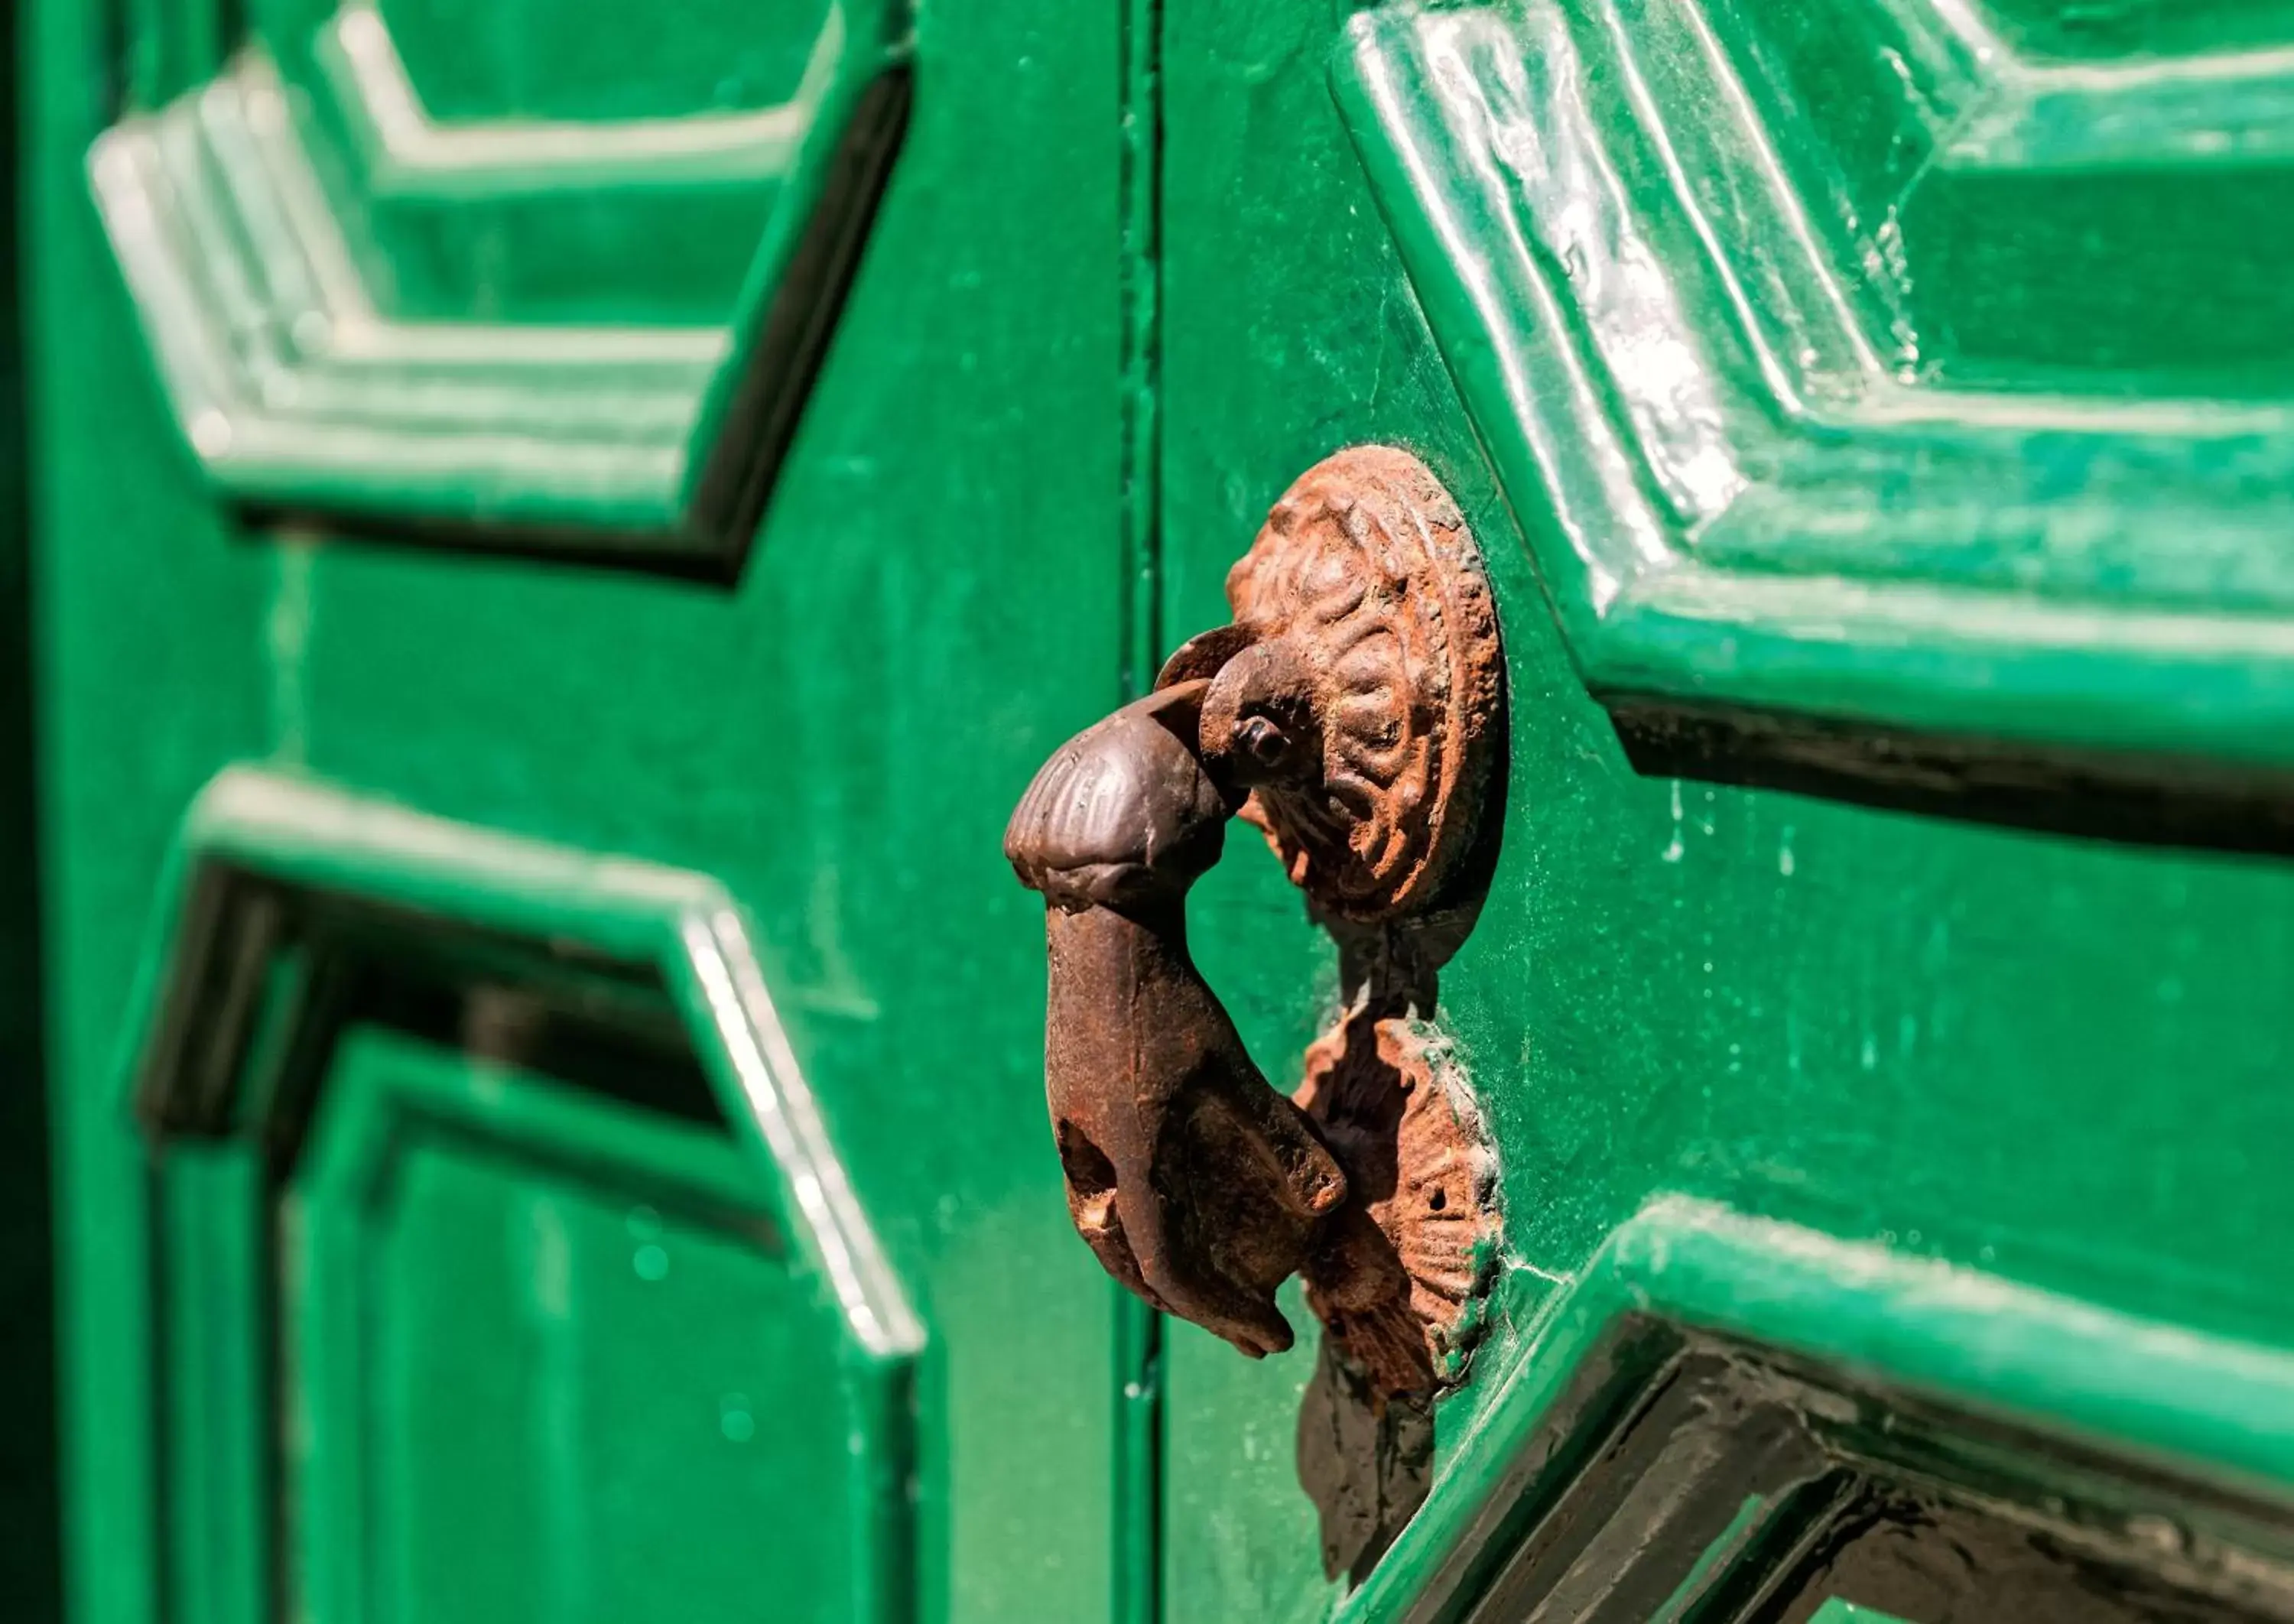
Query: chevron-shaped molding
[[130, 766, 924, 1620], [1340, 1200, 2294, 1620], [1339, 0, 2294, 778], [314, 0, 837, 195], [91, 1, 908, 569]]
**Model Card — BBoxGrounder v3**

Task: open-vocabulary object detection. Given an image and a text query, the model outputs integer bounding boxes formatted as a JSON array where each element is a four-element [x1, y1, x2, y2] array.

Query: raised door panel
[[135, 775, 918, 1624], [89, 0, 908, 560], [297, 1034, 858, 1624], [1155, 1, 2294, 1618], [1331, 0, 2294, 790]]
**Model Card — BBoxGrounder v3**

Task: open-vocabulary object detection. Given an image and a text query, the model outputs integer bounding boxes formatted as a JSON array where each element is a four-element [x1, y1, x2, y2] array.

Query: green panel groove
[[1114, 0, 1164, 1616]]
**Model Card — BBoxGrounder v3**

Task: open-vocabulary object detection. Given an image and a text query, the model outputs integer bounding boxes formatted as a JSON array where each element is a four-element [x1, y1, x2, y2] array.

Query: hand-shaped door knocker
[[1006, 447, 1506, 1395]]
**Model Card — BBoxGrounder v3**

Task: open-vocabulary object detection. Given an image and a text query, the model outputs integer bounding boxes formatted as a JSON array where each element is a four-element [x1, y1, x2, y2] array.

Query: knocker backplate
[[1207, 445, 1506, 925]]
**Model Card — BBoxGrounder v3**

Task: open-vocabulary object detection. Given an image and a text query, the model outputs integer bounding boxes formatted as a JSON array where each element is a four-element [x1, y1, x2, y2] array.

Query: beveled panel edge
[[137, 763, 927, 1363], [1343, 1195, 2294, 1622], [89, 0, 911, 570], [1336, 1, 2294, 779]]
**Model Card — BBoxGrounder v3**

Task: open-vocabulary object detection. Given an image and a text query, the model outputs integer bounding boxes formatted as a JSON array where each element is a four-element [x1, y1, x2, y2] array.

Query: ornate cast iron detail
[[1006, 445, 1506, 1395], [1296, 1007, 1501, 1395], [1210, 449, 1503, 921]]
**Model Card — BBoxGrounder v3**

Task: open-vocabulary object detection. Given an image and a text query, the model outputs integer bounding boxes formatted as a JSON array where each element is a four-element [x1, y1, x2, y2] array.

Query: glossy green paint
[[162, 989, 900, 1622], [37, 0, 1134, 1616], [1347, 1199, 2294, 1619], [90, 0, 908, 551], [1159, 0, 2294, 1619], [1811, 1606, 1914, 1624], [144, 761, 922, 1307], [37, 0, 2294, 1622], [297, 1031, 859, 1624], [1332, 0, 2294, 771]]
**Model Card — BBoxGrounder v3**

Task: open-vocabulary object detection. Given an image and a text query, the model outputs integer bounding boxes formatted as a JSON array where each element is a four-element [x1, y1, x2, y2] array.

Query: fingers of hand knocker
[[1134, 1072, 1349, 1358], [1036, 888, 1350, 1359]]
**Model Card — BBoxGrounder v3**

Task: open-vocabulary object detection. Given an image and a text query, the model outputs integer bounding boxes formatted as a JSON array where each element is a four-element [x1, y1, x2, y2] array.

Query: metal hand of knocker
[[1006, 447, 1507, 1395]]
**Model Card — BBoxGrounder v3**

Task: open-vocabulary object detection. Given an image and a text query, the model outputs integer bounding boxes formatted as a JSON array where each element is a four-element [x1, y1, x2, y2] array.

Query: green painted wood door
[[33, 0, 1142, 1619], [1145, 1, 2294, 1620], [36, 0, 2294, 1621]]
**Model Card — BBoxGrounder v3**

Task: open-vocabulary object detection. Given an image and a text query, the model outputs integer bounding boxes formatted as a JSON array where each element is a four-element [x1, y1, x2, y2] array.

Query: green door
[[36, 0, 2294, 1621], [34, 0, 1142, 1619], [1136, 1, 2294, 1620]]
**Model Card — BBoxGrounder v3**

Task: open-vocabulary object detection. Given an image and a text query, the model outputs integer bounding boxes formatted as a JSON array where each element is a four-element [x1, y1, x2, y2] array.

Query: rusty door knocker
[[1006, 446, 1507, 1396]]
